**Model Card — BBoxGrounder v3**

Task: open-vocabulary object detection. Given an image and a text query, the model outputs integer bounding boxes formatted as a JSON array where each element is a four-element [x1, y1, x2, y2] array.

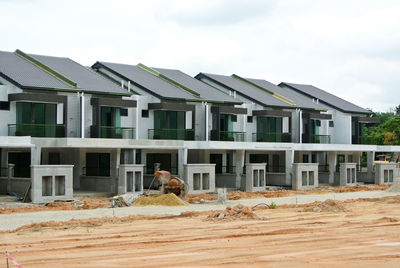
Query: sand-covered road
[[1, 196, 400, 267]]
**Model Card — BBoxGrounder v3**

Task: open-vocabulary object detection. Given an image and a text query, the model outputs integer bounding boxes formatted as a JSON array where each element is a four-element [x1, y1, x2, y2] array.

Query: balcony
[[219, 131, 245, 142], [310, 134, 331, 144], [148, 128, 194, 140], [353, 135, 374, 145], [8, 123, 65, 138], [100, 126, 135, 139], [252, 132, 291, 142]]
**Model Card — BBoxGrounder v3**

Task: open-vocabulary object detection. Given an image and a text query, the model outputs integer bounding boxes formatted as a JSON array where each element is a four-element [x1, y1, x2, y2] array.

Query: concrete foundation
[[339, 163, 357, 186], [184, 164, 215, 194], [118, 164, 144, 194], [31, 165, 73, 203], [375, 163, 397, 184], [292, 163, 318, 190], [244, 163, 266, 192]]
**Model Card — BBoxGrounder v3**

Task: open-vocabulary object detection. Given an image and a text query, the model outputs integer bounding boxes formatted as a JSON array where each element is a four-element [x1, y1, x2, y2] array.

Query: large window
[[219, 114, 234, 132], [16, 102, 57, 137], [154, 110, 185, 130], [257, 117, 283, 133], [8, 152, 31, 178], [86, 153, 110, 177]]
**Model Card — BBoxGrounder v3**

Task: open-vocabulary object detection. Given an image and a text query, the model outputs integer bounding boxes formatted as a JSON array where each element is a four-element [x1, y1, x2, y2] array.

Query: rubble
[[207, 204, 265, 221], [303, 199, 349, 213]]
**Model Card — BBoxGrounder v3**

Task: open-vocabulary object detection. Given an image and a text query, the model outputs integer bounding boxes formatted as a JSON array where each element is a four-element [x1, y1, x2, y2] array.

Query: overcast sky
[[1, 0, 399, 111]]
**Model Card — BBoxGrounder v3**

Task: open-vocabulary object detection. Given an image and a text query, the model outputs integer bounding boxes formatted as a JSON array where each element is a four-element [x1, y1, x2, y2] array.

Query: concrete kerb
[[1, 190, 399, 231]]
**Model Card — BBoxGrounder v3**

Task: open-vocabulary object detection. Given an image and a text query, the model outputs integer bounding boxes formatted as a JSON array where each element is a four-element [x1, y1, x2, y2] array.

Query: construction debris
[[133, 193, 189, 206], [207, 204, 264, 221], [111, 193, 140, 207]]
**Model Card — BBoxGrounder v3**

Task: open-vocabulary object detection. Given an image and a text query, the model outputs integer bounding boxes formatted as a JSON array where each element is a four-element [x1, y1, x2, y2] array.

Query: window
[[316, 120, 321, 127], [231, 114, 237, 122], [154, 110, 185, 129], [8, 152, 31, 178], [247, 116, 253, 123], [329, 121, 334, 127], [141, 109, 149, 118], [0, 101, 10, 110], [16, 102, 57, 137], [86, 153, 110, 176], [120, 108, 128, 116], [146, 153, 172, 174]]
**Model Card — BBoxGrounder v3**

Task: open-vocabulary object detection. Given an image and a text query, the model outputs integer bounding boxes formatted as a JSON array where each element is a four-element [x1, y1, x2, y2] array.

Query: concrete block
[[375, 163, 397, 184], [184, 164, 215, 194], [31, 165, 73, 203], [339, 163, 357, 186], [292, 163, 318, 190], [118, 164, 144, 194], [245, 163, 266, 192]]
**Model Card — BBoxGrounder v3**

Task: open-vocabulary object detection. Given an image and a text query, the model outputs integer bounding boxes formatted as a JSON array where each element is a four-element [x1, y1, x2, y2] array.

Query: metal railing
[[252, 132, 291, 142], [148, 129, 194, 140], [8, 123, 65, 137], [310, 134, 331, 144], [219, 131, 245, 142], [100, 126, 135, 139]]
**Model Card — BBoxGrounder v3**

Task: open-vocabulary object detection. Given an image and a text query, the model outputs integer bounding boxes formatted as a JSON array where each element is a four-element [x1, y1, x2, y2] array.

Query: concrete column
[[31, 146, 41, 166], [7, 163, 14, 193], [235, 150, 245, 188], [222, 152, 227, 173], [178, 148, 188, 179], [285, 150, 294, 185], [327, 151, 337, 184], [367, 151, 375, 181]]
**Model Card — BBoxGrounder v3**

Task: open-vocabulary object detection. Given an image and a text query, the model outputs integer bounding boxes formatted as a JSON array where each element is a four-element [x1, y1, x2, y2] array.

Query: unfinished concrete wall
[[118, 164, 144, 194], [265, 173, 287, 186], [215, 174, 237, 188], [292, 163, 318, 190], [318, 172, 329, 184], [375, 163, 397, 184], [31, 165, 73, 203], [244, 163, 266, 192], [339, 163, 357, 186], [184, 164, 215, 194]]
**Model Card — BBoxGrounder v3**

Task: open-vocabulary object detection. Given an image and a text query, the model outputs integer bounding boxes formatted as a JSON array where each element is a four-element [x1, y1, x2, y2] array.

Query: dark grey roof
[[0, 50, 74, 89], [95, 62, 201, 100], [197, 73, 294, 109], [246, 78, 325, 111], [279, 82, 370, 114], [153, 67, 241, 104], [29, 54, 128, 95]]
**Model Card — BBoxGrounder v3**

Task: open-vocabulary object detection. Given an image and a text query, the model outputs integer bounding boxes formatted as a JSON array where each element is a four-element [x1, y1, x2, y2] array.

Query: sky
[[0, 0, 399, 112]]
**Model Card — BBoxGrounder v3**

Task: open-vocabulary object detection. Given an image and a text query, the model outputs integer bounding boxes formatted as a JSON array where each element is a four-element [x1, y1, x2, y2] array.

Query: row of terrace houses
[[0, 49, 398, 199]]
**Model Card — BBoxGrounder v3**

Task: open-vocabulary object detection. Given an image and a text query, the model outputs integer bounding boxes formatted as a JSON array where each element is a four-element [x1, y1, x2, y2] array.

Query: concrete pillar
[[367, 151, 375, 181], [7, 163, 14, 193], [327, 151, 337, 184], [285, 150, 294, 185], [178, 148, 188, 179], [31, 146, 41, 166], [121, 149, 135, 164], [222, 152, 227, 173], [235, 150, 245, 188]]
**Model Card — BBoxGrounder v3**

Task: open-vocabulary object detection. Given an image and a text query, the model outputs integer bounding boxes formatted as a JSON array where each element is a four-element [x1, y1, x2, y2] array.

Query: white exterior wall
[[0, 79, 23, 136], [66, 93, 80, 138], [331, 109, 352, 144]]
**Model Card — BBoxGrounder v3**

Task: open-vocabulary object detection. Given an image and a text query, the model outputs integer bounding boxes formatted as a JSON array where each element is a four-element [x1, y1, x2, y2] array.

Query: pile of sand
[[133, 193, 188, 206], [303, 199, 349, 213], [207, 204, 264, 221]]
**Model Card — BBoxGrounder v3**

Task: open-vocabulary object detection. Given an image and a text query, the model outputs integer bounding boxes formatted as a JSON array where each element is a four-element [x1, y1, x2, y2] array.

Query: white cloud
[[0, 0, 399, 111]]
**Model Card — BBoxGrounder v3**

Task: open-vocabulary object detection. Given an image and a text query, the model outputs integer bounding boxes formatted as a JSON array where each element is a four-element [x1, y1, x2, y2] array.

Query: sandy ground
[[2, 196, 400, 267], [1, 190, 399, 231]]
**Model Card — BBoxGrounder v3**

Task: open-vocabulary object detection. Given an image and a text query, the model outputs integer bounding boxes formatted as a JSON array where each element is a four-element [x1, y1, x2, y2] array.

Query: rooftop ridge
[[137, 63, 201, 98], [232, 74, 296, 106], [14, 49, 77, 88]]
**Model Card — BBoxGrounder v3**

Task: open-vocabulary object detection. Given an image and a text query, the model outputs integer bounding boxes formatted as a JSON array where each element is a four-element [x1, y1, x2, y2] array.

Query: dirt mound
[[207, 204, 264, 221], [133, 193, 188, 206], [185, 193, 217, 203], [303, 199, 349, 213]]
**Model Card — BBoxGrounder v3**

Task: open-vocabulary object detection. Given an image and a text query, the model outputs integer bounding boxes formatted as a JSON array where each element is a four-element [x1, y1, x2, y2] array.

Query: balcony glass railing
[[8, 123, 65, 137], [148, 129, 194, 140], [252, 132, 291, 142], [220, 131, 245, 142], [100, 126, 135, 139], [310, 134, 331, 144]]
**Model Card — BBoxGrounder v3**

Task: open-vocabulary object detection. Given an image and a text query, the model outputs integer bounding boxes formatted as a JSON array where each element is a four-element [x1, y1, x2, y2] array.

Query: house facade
[[0, 49, 398, 197]]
